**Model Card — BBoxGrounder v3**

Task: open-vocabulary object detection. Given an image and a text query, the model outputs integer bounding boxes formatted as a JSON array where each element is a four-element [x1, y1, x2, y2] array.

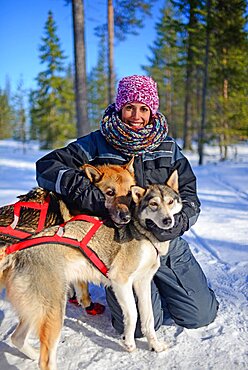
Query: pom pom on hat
[[115, 75, 159, 116]]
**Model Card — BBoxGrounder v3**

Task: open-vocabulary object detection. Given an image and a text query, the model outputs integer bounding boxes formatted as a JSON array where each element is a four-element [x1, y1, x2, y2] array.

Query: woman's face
[[121, 103, 151, 130]]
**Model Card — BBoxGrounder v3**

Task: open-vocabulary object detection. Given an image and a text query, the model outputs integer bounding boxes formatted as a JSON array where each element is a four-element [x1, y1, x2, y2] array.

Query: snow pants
[[106, 237, 219, 338]]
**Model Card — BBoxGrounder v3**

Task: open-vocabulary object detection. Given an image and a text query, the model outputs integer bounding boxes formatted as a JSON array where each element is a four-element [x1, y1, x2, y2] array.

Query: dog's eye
[[106, 189, 115, 196], [168, 199, 174, 205], [127, 191, 132, 196], [150, 201, 158, 208]]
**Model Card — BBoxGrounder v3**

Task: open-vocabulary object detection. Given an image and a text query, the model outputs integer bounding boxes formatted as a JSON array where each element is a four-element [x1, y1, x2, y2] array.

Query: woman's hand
[[146, 212, 189, 242]]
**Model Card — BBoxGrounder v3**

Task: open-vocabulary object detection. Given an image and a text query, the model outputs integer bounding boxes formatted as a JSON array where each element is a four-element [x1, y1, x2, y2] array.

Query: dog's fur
[[0, 168, 182, 370], [0, 159, 135, 308]]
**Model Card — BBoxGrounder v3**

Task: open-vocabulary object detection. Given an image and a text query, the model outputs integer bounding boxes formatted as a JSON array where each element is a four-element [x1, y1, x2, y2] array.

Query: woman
[[36, 75, 218, 336]]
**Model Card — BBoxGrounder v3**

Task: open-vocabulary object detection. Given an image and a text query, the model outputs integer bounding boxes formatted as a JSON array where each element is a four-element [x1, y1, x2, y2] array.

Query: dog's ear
[[82, 164, 103, 183], [131, 185, 146, 204], [166, 170, 179, 193], [123, 156, 135, 175]]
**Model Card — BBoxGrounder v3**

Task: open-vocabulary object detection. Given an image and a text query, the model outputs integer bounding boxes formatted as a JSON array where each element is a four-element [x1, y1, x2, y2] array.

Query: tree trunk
[[72, 0, 89, 137], [198, 0, 211, 165], [183, 1, 197, 150], [221, 49, 229, 160], [107, 0, 115, 104], [183, 64, 193, 149]]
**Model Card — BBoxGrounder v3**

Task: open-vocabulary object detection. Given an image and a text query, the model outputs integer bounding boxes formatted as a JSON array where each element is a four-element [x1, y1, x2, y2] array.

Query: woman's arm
[[36, 140, 107, 216]]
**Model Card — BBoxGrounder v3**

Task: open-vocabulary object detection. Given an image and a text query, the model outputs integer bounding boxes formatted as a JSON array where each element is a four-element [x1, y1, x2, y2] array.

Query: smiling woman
[[121, 103, 151, 129], [100, 75, 168, 156], [35, 74, 219, 341]]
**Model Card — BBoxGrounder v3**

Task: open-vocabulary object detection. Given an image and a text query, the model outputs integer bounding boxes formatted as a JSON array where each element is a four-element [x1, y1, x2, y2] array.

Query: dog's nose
[[119, 211, 131, 223], [162, 217, 172, 227]]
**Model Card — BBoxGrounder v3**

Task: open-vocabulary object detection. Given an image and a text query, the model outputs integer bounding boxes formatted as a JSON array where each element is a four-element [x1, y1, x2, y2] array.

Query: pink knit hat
[[115, 75, 159, 116]]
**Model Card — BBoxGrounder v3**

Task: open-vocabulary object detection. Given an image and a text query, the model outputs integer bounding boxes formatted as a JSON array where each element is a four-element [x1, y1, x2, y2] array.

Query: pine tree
[[142, 3, 186, 138], [142, 0, 247, 160], [107, 0, 115, 103], [87, 34, 108, 130], [208, 0, 248, 159], [95, 1, 156, 103], [0, 80, 13, 139], [57, 64, 77, 142], [30, 11, 76, 149], [29, 90, 39, 141], [72, 0, 89, 137], [12, 78, 27, 150], [143, 1, 209, 145], [198, 0, 211, 165], [169, 0, 207, 149]]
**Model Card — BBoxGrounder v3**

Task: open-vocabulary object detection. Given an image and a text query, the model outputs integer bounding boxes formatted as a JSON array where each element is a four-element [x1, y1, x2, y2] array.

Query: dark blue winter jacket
[[36, 130, 200, 238]]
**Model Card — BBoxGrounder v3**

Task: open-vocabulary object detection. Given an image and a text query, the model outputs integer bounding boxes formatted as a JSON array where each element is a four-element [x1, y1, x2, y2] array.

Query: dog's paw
[[20, 346, 40, 361], [122, 338, 136, 352], [28, 349, 40, 361], [150, 340, 168, 353]]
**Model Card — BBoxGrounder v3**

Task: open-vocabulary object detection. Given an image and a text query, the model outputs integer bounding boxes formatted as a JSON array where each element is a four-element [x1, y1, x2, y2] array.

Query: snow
[[0, 139, 247, 370]]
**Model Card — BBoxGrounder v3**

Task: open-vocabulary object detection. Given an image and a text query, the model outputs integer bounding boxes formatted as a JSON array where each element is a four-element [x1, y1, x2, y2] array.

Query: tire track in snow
[[192, 164, 247, 267], [184, 168, 248, 307], [210, 170, 248, 203], [187, 227, 229, 268]]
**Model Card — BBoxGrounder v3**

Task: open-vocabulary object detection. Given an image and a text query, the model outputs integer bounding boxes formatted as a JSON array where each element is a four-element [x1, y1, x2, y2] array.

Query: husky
[[0, 158, 135, 311], [0, 169, 182, 370]]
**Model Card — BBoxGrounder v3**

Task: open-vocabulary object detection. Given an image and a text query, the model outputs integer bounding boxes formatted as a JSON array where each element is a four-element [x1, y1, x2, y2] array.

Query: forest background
[[0, 0, 247, 164]]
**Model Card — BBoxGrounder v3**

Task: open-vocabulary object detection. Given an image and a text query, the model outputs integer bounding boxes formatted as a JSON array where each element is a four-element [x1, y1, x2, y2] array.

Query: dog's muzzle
[[145, 218, 172, 230]]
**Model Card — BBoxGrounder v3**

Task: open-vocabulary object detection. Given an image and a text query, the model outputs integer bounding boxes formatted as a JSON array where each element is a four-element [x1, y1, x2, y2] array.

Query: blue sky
[[0, 0, 162, 92]]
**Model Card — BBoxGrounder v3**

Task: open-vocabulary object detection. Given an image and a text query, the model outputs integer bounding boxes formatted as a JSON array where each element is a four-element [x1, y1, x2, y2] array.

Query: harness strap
[[0, 195, 50, 238], [5, 215, 109, 277], [0, 227, 31, 240]]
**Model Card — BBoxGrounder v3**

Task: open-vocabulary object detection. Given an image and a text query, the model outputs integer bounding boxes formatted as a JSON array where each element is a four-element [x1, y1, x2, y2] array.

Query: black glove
[[146, 212, 189, 242], [67, 183, 109, 218]]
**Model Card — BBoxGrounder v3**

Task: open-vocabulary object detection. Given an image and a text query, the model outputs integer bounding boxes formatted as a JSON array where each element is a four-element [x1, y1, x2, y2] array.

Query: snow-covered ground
[[0, 139, 247, 370]]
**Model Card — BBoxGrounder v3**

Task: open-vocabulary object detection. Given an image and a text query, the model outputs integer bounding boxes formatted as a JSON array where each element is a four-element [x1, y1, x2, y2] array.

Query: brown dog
[[0, 158, 135, 310]]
